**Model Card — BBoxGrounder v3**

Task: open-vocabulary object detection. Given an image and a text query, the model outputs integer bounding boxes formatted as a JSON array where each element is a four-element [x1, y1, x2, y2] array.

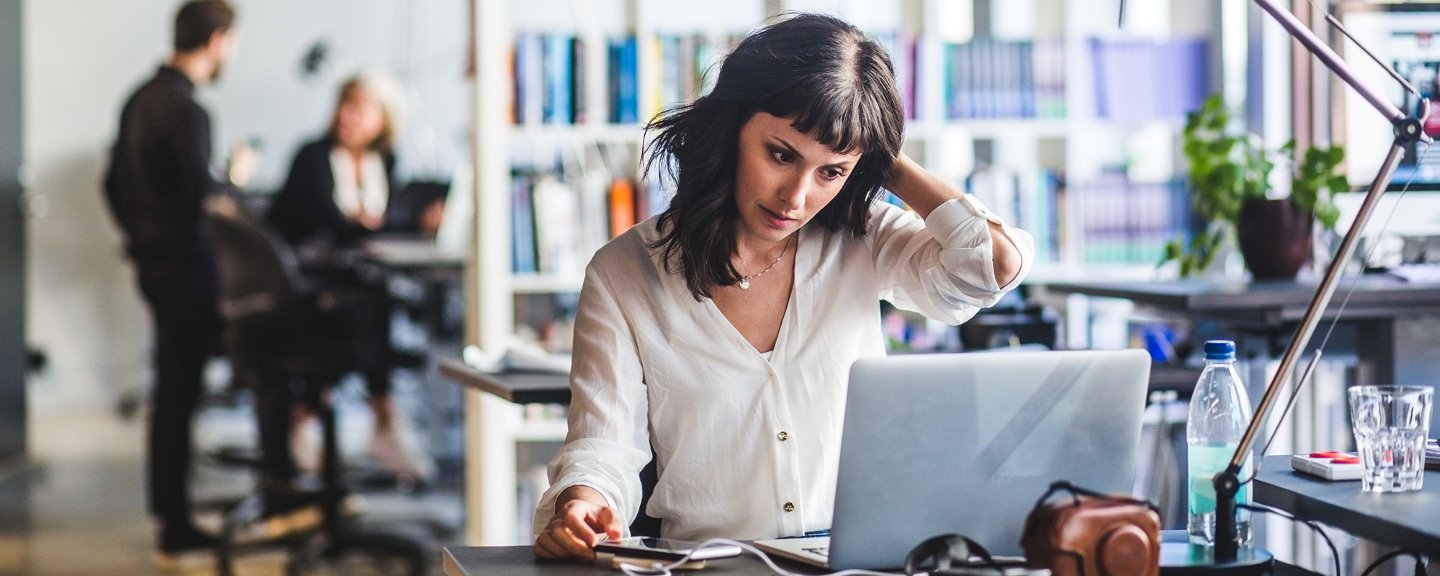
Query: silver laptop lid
[[828, 349, 1151, 569]]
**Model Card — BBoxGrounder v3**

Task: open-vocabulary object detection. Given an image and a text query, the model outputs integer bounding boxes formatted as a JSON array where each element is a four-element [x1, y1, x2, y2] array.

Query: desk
[[438, 357, 570, 404], [362, 237, 465, 273], [359, 237, 467, 342], [440, 356, 571, 544], [443, 546, 822, 576], [1043, 277, 1440, 386], [1254, 455, 1440, 558]]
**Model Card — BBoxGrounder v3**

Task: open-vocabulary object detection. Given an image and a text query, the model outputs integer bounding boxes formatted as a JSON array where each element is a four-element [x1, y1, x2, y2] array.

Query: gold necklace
[[737, 238, 791, 290]]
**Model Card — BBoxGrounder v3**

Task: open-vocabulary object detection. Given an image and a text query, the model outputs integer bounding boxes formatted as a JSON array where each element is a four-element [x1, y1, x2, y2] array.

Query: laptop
[[362, 163, 472, 267], [755, 349, 1152, 570]]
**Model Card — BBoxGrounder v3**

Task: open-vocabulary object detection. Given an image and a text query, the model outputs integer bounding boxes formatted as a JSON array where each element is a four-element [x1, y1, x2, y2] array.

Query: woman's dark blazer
[[267, 137, 396, 247]]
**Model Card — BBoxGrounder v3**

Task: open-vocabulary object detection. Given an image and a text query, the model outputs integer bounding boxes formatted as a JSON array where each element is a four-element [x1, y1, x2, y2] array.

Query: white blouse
[[329, 147, 389, 221], [533, 196, 1035, 541]]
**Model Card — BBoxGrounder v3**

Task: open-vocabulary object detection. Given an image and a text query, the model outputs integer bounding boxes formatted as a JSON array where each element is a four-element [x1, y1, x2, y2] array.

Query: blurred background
[[4, 0, 1440, 574]]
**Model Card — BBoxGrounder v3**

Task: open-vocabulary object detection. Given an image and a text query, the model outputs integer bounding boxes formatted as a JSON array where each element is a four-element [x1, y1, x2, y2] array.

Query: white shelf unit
[[465, 0, 1224, 545], [466, 0, 770, 546]]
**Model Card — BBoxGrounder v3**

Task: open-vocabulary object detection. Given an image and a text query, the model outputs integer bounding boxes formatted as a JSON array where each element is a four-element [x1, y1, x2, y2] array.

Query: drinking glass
[[1349, 386, 1433, 493]]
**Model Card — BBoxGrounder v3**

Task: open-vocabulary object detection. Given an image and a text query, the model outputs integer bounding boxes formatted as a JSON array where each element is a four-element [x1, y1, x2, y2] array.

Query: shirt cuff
[[925, 196, 1031, 294], [923, 197, 995, 246], [958, 194, 1006, 225]]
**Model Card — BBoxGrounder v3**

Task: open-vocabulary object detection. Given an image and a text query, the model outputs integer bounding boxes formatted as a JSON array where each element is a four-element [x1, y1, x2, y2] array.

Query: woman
[[270, 73, 401, 246], [266, 72, 435, 481], [533, 14, 1032, 560]]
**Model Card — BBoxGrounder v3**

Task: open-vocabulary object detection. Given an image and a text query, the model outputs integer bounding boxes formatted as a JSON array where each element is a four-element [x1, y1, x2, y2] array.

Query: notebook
[[755, 349, 1152, 570]]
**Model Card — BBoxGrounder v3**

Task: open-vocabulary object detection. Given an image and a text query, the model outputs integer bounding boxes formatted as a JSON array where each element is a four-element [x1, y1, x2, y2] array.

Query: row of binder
[[512, 32, 1071, 126], [938, 38, 1068, 120], [510, 170, 668, 275], [511, 32, 736, 126], [964, 165, 1196, 266], [512, 32, 1209, 127], [1076, 171, 1190, 265]]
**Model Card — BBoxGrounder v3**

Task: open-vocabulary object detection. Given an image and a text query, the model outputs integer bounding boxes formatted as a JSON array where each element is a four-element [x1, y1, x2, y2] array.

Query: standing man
[[102, 0, 248, 557]]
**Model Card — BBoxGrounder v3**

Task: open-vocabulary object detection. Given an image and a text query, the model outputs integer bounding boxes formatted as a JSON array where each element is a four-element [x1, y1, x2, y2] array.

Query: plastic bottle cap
[[1204, 340, 1236, 360]]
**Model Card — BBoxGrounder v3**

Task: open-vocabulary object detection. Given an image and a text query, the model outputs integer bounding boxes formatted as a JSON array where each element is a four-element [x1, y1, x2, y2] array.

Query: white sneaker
[[291, 417, 322, 475], [367, 415, 436, 482]]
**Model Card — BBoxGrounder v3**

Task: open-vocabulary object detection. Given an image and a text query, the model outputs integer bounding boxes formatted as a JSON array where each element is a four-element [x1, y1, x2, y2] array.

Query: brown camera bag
[[1020, 482, 1161, 576]]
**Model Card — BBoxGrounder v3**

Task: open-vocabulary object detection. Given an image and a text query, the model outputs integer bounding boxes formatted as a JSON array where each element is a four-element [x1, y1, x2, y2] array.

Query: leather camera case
[[1020, 482, 1160, 576]]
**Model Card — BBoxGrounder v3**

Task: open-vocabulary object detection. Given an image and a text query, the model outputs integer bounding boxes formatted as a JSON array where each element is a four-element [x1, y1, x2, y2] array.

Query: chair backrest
[[204, 193, 308, 321]]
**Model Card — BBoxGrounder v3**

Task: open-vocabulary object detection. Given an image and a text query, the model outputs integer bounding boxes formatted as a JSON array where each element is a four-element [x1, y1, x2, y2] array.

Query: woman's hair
[[328, 72, 404, 154], [644, 13, 905, 300]]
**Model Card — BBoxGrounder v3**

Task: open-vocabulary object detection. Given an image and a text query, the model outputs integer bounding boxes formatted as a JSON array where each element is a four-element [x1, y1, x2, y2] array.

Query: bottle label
[[1188, 444, 1250, 515]]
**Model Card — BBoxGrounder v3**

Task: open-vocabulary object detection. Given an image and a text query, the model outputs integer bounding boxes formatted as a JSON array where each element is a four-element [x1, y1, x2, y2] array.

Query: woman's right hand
[[533, 486, 624, 561]]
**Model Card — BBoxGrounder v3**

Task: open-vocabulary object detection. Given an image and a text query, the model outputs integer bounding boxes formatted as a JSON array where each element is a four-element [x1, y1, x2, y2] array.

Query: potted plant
[[1163, 95, 1347, 279]]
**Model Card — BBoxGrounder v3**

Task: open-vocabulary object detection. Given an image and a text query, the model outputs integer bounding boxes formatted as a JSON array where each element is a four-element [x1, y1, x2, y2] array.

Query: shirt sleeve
[[531, 261, 652, 540], [169, 102, 218, 235], [870, 196, 1035, 325]]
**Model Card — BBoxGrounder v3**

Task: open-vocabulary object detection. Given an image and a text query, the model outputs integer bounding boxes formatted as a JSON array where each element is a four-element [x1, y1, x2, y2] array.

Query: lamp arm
[[1252, 0, 1405, 125], [1210, 1, 1433, 561], [1214, 134, 1408, 561]]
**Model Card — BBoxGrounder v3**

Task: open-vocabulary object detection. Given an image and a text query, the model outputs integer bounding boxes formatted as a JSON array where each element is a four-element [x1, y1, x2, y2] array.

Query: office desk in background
[[362, 237, 466, 275], [439, 355, 572, 544], [1255, 455, 1440, 559], [1043, 277, 1440, 386], [438, 357, 570, 404]]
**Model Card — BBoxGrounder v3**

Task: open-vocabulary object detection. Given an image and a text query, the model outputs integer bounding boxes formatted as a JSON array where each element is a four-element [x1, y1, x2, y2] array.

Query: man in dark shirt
[[102, 0, 243, 556]]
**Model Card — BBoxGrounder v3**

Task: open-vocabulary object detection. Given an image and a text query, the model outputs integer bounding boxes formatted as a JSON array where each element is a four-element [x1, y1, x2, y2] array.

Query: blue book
[[542, 34, 573, 125], [1019, 41, 1035, 118], [513, 32, 534, 124], [615, 37, 638, 124], [607, 39, 621, 123], [511, 176, 538, 274], [658, 35, 682, 112]]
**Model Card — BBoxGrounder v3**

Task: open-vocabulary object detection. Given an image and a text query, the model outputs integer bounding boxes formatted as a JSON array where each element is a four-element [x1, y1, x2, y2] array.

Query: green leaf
[[1326, 146, 1344, 164]]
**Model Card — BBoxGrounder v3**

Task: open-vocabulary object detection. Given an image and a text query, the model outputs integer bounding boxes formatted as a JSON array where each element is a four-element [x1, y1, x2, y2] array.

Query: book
[[610, 36, 639, 124], [531, 176, 582, 274], [514, 32, 545, 125], [607, 177, 636, 237], [542, 33, 573, 125], [511, 175, 538, 274]]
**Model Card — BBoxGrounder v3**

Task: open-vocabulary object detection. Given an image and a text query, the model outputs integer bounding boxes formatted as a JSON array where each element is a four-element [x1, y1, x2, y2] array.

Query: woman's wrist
[[556, 485, 608, 511]]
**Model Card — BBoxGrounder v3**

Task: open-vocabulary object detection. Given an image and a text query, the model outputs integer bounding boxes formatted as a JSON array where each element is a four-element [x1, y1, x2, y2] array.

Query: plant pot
[[1235, 198, 1313, 280]]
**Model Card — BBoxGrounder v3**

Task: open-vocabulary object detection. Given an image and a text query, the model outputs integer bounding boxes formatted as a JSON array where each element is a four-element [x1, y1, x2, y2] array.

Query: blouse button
[[777, 431, 789, 441], [783, 502, 796, 512]]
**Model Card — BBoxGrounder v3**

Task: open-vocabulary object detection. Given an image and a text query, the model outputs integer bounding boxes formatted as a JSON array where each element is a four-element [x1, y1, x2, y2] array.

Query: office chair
[[204, 193, 427, 576], [631, 453, 662, 536]]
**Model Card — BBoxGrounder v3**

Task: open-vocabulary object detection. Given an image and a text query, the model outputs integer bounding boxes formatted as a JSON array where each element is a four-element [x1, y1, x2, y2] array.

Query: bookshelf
[[464, 0, 1226, 544]]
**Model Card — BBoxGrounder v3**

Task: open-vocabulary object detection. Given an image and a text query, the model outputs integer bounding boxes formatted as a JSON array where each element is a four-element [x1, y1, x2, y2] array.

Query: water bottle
[[1186, 340, 1254, 547]]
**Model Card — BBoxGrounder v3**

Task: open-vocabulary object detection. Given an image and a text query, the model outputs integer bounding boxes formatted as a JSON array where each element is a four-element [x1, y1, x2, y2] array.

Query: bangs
[[769, 44, 901, 157], [786, 93, 885, 156]]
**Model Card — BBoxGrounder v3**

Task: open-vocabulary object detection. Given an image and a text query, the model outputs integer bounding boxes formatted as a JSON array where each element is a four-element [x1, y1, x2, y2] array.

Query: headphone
[[902, 534, 1006, 576]]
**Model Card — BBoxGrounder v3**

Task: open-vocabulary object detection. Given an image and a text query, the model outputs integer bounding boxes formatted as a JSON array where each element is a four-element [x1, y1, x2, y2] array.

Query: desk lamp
[[1123, 0, 1433, 572]]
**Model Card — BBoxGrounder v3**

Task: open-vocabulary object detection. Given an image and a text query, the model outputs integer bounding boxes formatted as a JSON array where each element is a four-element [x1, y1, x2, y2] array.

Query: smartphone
[[593, 537, 742, 561]]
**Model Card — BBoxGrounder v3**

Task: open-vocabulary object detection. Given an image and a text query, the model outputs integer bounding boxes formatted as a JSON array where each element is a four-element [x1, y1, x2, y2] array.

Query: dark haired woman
[[265, 73, 435, 482], [533, 14, 1032, 560]]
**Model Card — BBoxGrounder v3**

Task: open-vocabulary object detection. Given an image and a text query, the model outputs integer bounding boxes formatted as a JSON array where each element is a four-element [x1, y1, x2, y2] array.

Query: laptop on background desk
[[362, 165, 473, 272], [755, 349, 1152, 570]]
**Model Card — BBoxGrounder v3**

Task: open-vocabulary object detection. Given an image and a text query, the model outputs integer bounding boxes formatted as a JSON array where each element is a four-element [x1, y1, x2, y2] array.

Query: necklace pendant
[[738, 278, 751, 290]]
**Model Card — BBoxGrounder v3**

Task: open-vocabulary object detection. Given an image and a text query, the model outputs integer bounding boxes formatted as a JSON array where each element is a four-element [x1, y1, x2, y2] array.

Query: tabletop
[[1254, 455, 1440, 557]]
